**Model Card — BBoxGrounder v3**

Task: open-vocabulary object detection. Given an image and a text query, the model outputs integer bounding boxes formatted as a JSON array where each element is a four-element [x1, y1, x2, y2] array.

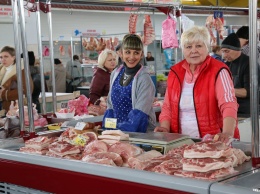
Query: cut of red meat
[[19, 147, 48, 155], [108, 142, 143, 163], [82, 140, 109, 156], [128, 150, 162, 170], [153, 159, 183, 175], [63, 153, 83, 160], [183, 141, 233, 158], [181, 157, 233, 172], [25, 136, 52, 150], [82, 152, 123, 166], [82, 155, 116, 166], [49, 142, 81, 157]]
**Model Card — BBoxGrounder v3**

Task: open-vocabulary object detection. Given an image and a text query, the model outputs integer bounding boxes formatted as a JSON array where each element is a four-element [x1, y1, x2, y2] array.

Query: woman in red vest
[[154, 26, 239, 144]]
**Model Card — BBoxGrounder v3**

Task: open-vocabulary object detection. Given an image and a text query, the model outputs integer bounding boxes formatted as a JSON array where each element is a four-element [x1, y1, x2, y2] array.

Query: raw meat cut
[[25, 136, 52, 150], [232, 148, 251, 165], [19, 147, 48, 155], [181, 157, 233, 172], [153, 159, 183, 175], [82, 152, 123, 166], [143, 15, 155, 46], [63, 153, 83, 160], [83, 140, 109, 156], [108, 142, 143, 163], [129, 14, 138, 34], [183, 141, 233, 158], [161, 15, 178, 49], [128, 150, 162, 170], [49, 142, 81, 157]]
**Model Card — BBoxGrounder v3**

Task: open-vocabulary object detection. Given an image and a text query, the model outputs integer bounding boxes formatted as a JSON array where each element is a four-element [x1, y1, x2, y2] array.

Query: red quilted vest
[[167, 56, 240, 139]]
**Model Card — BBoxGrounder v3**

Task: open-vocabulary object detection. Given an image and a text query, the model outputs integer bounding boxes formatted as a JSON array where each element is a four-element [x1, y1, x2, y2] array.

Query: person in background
[[236, 26, 260, 63], [0, 46, 33, 113], [211, 45, 224, 62], [115, 44, 123, 66], [89, 49, 117, 105], [49, 58, 66, 93], [146, 51, 155, 61], [103, 34, 156, 133], [154, 26, 239, 143], [66, 54, 83, 92], [221, 33, 250, 115], [21, 51, 41, 113]]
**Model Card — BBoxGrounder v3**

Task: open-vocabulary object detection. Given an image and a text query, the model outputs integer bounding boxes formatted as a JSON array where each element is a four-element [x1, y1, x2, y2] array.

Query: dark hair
[[122, 34, 143, 51], [236, 26, 249, 40], [21, 51, 35, 66], [73, 55, 79, 61], [1, 46, 16, 64], [54, 58, 61, 65], [115, 44, 122, 51]]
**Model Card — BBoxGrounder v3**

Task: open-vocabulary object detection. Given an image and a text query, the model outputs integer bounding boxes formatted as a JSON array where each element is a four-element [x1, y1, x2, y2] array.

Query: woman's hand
[[154, 126, 169, 133], [213, 133, 234, 145]]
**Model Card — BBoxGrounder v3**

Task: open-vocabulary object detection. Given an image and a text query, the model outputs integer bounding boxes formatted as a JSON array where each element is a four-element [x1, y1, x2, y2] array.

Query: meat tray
[[127, 132, 194, 154]]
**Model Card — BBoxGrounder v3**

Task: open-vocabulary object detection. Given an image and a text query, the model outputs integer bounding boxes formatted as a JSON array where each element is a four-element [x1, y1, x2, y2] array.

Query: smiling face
[[0, 51, 15, 67], [122, 49, 143, 68], [183, 41, 208, 66], [103, 53, 117, 72]]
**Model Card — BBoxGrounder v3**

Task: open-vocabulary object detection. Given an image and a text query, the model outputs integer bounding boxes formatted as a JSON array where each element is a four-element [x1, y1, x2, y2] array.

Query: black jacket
[[226, 53, 250, 115]]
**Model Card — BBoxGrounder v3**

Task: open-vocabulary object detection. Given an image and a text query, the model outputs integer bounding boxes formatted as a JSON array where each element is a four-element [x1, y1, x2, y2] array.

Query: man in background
[[66, 55, 83, 92], [146, 51, 154, 61], [221, 33, 250, 115]]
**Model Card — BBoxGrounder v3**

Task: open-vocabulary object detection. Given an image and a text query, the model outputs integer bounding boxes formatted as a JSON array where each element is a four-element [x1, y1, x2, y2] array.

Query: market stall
[[1, 1, 260, 194]]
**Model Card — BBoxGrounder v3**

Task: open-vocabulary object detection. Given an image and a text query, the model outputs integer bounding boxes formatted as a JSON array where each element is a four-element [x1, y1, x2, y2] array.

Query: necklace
[[123, 73, 130, 81]]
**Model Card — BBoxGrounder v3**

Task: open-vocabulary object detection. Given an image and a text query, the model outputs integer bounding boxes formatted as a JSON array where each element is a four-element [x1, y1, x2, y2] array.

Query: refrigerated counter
[[0, 136, 256, 194]]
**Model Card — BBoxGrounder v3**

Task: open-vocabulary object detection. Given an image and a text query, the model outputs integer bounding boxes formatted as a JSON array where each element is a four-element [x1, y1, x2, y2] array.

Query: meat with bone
[[128, 150, 162, 170], [82, 140, 109, 156], [143, 15, 155, 46], [129, 14, 138, 34], [82, 152, 123, 167], [181, 157, 233, 172], [205, 15, 217, 46], [174, 167, 237, 180], [19, 147, 48, 155], [108, 141, 143, 163], [183, 141, 233, 159], [48, 141, 81, 157]]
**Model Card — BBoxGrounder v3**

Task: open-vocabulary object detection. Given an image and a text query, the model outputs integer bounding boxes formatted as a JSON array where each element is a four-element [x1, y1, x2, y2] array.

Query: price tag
[[60, 102, 68, 109], [73, 135, 87, 146], [74, 122, 86, 130], [105, 118, 117, 129]]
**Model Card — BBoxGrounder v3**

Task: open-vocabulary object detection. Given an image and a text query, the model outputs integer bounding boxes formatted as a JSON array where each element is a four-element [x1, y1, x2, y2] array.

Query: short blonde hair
[[181, 26, 210, 52], [98, 49, 118, 68]]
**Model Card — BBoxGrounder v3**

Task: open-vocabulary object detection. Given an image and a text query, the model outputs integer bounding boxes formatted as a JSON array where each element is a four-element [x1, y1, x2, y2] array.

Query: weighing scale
[[127, 132, 194, 154]]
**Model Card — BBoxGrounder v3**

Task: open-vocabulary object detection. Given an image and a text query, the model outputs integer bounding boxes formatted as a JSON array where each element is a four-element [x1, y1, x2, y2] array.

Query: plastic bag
[[162, 15, 178, 49]]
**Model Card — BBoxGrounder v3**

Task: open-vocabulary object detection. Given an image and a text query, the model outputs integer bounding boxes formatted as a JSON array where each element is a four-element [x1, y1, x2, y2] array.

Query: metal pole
[[249, 0, 260, 167], [70, 36, 74, 85], [17, 0, 35, 137], [178, 6, 183, 61], [46, 0, 57, 113], [11, 0, 26, 136], [36, 1, 47, 115]]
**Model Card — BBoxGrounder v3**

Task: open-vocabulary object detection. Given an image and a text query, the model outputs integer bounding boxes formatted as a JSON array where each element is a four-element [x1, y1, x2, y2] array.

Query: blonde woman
[[89, 49, 118, 105], [154, 26, 239, 143]]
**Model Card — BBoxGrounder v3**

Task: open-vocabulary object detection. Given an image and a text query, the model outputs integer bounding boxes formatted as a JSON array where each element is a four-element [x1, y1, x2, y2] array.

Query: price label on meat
[[73, 135, 87, 146], [105, 118, 117, 128]]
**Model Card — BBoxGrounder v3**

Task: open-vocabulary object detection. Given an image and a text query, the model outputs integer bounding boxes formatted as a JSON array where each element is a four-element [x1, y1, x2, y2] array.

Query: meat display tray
[[127, 132, 194, 154]]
